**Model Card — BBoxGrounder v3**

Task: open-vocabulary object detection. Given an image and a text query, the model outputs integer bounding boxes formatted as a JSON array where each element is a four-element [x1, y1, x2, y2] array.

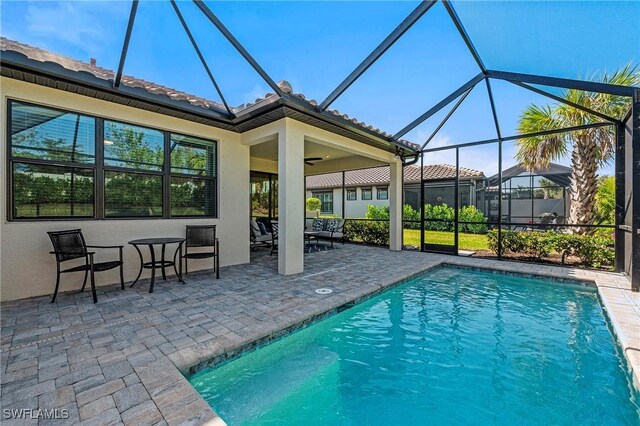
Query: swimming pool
[[190, 266, 640, 425]]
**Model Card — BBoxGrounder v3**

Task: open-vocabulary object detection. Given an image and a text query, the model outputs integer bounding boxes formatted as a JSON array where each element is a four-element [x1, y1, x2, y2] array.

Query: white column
[[278, 122, 305, 274], [389, 159, 403, 251]]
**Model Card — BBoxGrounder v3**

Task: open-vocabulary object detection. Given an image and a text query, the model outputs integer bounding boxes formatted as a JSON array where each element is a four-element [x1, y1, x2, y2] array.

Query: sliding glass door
[[250, 171, 278, 223]]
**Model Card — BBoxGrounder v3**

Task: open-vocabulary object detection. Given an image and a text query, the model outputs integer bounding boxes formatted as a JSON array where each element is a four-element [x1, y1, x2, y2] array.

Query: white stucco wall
[[306, 187, 390, 218], [0, 78, 250, 301]]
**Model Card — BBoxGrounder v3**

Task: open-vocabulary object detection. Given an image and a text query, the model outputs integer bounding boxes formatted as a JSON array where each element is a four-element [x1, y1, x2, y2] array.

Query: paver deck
[[1, 245, 638, 425]]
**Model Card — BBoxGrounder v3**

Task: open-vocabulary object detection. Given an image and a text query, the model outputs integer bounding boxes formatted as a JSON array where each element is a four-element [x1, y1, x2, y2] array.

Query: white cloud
[[24, 1, 129, 56]]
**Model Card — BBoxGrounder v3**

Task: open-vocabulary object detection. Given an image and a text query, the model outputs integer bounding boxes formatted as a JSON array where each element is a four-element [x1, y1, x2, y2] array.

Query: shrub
[[424, 203, 454, 232], [521, 232, 554, 259], [365, 204, 389, 220], [565, 234, 615, 268], [486, 230, 614, 268], [458, 205, 488, 234], [306, 197, 321, 211], [363, 204, 488, 234], [364, 204, 422, 229], [345, 220, 389, 246], [490, 230, 537, 257], [487, 229, 499, 253], [403, 204, 421, 229]]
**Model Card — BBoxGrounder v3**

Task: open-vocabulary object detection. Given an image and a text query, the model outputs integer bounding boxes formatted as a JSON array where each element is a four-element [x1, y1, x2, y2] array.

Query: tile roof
[[0, 37, 420, 151], [239, 82, 418, 149], [306, 164, 485, 189], [0, 37, 228, 113]]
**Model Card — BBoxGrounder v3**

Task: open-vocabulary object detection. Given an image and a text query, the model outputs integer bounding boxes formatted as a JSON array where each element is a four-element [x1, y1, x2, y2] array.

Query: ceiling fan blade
[[304, 161, 314, 166], [304, 157, 323, 162]]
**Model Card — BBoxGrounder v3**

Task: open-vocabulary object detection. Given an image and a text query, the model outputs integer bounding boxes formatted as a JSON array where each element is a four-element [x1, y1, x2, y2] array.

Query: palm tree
[[516, 64, 639, 234]]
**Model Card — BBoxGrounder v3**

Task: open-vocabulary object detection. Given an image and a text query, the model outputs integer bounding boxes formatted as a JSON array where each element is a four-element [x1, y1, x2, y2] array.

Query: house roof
[[487, 163, 572, 187], [0, 37, 228, 113], [0, 37, 419, 154], [306, 164, 485, 189]]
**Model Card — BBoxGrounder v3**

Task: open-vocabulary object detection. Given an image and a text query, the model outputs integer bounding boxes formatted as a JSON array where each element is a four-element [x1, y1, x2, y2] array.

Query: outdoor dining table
[[128, 237, 185, 293]]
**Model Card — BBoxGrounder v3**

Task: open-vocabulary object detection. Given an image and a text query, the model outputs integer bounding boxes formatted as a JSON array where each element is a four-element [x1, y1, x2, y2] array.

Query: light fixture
[[325, 155, 331, 158]]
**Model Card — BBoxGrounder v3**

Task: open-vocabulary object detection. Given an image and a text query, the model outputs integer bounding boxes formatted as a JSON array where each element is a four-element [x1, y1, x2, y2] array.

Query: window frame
[[361, 187, 373, 201], [7, 100, 98, 221], [346, 188, 357, 201], [312, 191, 334, 215], [377, 187, 388, 200], [6, 99, 219, 221], [169, 133, 218, 218]]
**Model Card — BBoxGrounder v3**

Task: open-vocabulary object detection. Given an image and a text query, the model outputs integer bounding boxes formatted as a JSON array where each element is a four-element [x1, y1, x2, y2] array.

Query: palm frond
[[516, 104, 568, 170], [516, 64, 639, 169]]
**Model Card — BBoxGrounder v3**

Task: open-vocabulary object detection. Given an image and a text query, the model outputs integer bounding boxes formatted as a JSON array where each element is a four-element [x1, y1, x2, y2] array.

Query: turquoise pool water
[[190, 267, 640, 425]]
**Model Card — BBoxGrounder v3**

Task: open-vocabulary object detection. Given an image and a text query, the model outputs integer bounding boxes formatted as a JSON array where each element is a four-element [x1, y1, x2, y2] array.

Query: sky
[[2, 0, 638, 177]]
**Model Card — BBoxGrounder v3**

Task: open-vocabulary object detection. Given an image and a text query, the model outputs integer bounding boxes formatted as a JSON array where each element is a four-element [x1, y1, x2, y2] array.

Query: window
[[105, 171, 163, 217], [12, 164, 94, 218], [377, 187, 388, 200], [170, 134, 217, 217], [9, 101, 96, 218], [361, 187, 372, 200], [103, 121, 164, 218], [104, 121, 164, 171], [7, 100, 218, 221], [346, 188, 356, 201], [312, 192, 333, 214]]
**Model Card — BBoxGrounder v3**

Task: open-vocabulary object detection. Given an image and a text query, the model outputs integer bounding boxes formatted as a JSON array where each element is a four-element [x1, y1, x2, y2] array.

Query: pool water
[[190, 267, 640, 425]]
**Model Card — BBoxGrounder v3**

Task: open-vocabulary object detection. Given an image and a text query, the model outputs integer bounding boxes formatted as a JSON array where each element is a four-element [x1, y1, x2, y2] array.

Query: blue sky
[[2, 0, 638, 176]]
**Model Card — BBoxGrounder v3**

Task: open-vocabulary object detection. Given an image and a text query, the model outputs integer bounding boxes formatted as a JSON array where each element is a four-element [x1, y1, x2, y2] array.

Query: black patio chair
[[180, 225, 219, 279], [270, 221, 278, 256], [47, 229, 124, 303]]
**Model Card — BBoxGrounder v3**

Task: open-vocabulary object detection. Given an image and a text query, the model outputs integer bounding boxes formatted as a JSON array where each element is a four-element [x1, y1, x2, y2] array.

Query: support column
[[389, 160, 403, 251], [631, 90, 640, 291], [614, 122, 625, 273], [278, 122, 305, 275]]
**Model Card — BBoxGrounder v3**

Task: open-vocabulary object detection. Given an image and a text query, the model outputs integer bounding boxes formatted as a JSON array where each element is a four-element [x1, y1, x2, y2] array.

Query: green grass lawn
[[403, 229, 489, 251]]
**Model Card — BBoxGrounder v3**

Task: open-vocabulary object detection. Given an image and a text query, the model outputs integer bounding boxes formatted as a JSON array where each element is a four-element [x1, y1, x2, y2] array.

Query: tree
[[105, 123, 163, 169], [516, 64, 639, 234], [594, 176, 615, 225]]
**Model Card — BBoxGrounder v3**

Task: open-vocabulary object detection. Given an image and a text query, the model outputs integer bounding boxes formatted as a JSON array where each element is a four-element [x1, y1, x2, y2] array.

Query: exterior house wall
[[344, 187, 388, 218], [307, 182, 479, 219], [306, 186, 390, 218], [502, 198, 567, 224], [243, 118, 398, 274], [0, 78, 250, 301], [250, 157, 278, 174]]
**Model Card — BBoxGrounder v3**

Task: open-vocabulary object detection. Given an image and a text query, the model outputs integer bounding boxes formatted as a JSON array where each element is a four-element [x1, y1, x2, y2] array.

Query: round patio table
[[128, 237, 185, 293], [304, 231, 321, 252]]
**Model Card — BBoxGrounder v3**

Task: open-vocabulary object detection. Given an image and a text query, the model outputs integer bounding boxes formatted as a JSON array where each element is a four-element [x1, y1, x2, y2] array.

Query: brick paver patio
[[1, 244, 637, 425]]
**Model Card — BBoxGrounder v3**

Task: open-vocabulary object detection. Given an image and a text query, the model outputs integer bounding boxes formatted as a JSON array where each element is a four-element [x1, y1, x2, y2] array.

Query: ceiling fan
[[304, 157, 323, 166]]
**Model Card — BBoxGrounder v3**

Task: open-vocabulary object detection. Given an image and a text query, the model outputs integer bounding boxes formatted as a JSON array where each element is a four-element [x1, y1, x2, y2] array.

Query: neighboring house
[[305, 164, 485, 217]]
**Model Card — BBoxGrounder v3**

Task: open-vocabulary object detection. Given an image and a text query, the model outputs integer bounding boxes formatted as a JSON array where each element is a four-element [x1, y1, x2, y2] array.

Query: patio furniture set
[[47, 225, 219, 303], [250, 218, 346, 255]]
